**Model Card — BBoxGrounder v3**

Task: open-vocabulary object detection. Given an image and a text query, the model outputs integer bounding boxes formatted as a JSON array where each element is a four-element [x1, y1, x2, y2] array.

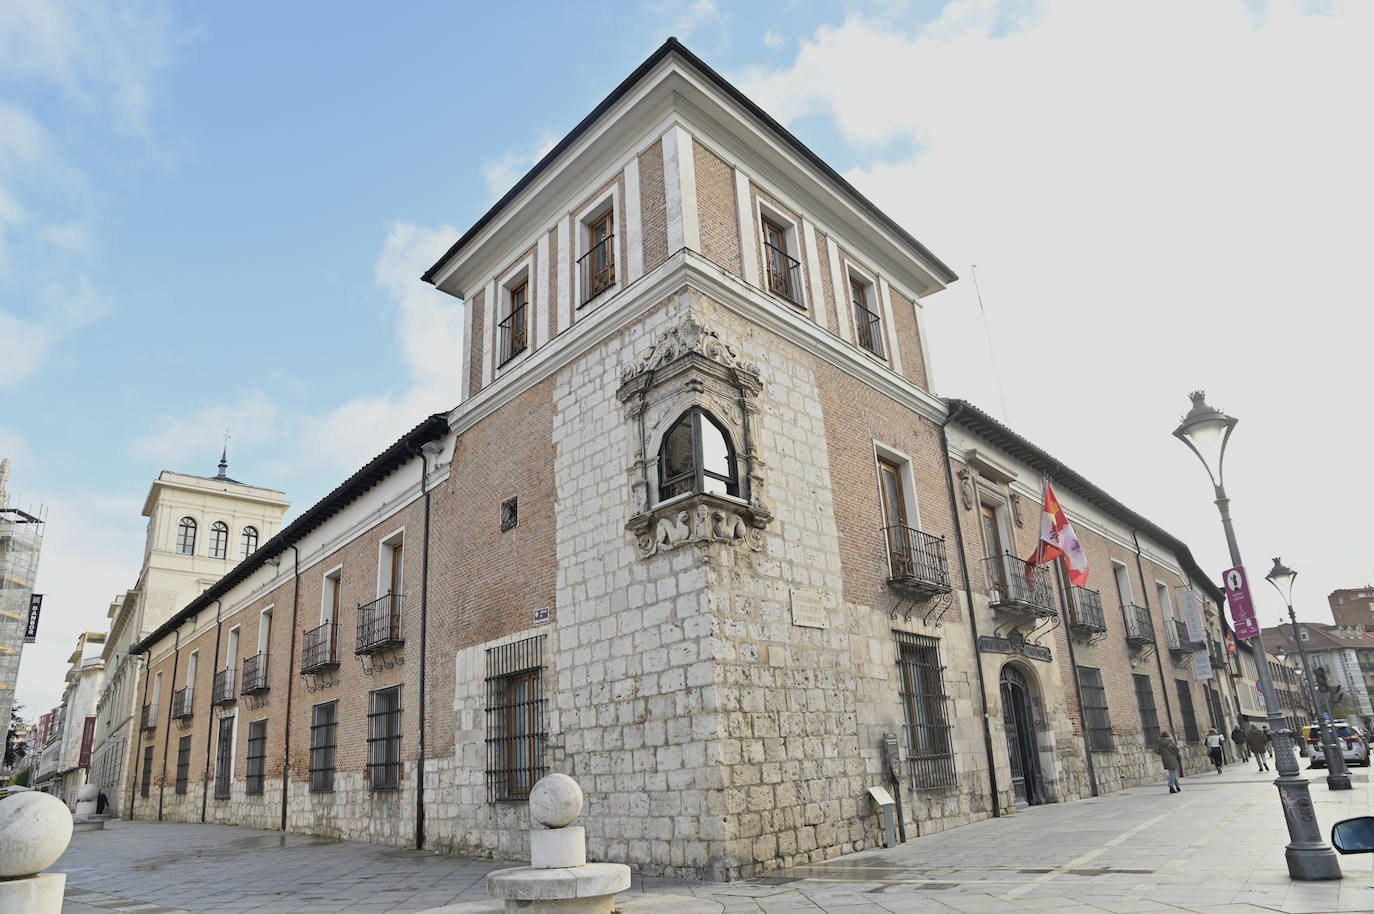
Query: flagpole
[[1046, 473, 1099, 798]]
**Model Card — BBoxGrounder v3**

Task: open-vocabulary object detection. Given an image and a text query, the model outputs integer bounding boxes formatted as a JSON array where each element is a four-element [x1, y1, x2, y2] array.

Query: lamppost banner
[[1179, 590, 1212, 679], [1223, 565, 1255, 620]]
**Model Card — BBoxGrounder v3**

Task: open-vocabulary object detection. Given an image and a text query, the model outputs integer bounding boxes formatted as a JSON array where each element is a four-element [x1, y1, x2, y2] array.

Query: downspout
[[157, 629, 182, 821], [1134, 531, 1176, 734], [129, 651, 151, 819], [201, 601, 223, 824], [1052, 555, 1098, 797], [939, 407, 1001, 818], [412, 443, 434, 850], [282, 545, 300, 833]]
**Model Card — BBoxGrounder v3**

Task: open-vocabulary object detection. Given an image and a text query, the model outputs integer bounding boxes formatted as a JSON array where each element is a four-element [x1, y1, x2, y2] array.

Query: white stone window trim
[[753, 195, 808, 312], [257, 606, 273, 658], [321, 564, 344, 626], [185, 650, 198, 691], [376, 526, 405, 599], [573, 185, 622, 310], [873, 441, 923, 531], [1155, 581, 1175, 620], [1111, 559, 1134, 607], [845, 260, 888, 363], [496, 256, 535, 375]]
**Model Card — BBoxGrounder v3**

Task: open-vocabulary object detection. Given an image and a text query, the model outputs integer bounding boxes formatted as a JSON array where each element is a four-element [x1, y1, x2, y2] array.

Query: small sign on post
[[1223, 565, 1255, 620]]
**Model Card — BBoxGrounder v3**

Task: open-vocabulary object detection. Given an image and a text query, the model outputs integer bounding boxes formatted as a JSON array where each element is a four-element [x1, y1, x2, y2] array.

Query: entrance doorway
[[1000, 664, 1045, 806]]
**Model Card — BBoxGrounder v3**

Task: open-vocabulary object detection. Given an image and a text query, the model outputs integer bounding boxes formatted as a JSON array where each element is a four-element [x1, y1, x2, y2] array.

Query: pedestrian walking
[[1205, 728, 1225, 773], [1247, 724, 1270, 771], [1232, 724, 1249, 762], [1158, 729, 1183, 793], [96, 790, 108, 814]]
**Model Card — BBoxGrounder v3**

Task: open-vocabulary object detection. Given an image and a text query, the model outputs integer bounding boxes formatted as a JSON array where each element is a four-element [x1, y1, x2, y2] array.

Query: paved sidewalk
[[57, 761, 1374, 914]]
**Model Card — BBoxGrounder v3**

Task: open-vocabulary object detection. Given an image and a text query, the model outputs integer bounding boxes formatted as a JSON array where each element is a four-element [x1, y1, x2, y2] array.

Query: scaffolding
[[0, 458, 46, 730]]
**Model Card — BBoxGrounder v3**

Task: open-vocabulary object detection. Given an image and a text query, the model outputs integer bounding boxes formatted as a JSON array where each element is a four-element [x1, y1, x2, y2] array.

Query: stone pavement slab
[[53, 762, 1374, 914]]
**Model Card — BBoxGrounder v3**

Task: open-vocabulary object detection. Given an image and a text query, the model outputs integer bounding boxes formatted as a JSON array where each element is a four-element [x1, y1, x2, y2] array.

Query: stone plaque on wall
[[790, 590, 828, 629]]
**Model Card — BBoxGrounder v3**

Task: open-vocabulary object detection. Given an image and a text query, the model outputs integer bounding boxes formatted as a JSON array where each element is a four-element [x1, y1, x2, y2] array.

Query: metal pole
[[1212, 489, 1341, 879], [1287, 609, 1351, 789]]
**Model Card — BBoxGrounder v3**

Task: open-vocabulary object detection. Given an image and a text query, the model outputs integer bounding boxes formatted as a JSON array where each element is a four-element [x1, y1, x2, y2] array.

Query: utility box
[[866, 786, 897, 848]]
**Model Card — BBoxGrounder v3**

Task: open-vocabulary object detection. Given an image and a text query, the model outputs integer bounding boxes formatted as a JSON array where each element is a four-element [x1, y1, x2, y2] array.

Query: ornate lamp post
[[1265, 558, 1351, 789], [1173, 391, 1341, 880]]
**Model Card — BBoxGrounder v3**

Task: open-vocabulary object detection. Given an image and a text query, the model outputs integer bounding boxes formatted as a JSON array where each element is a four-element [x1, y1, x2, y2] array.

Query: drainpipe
[[1052, 556, 1098, 797], [1134, 531, 1176, 735], [282, 545, 300, 832], [157, 629, 182, 820], [201, 601, 223, 824], [412, 443, 435, 849], [129, 651, 151, 819], [939, 409, 1001, 818]]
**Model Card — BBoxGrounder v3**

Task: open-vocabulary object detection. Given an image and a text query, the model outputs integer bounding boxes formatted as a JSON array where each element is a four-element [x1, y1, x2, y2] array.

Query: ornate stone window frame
[[618, 316, 773, 557]]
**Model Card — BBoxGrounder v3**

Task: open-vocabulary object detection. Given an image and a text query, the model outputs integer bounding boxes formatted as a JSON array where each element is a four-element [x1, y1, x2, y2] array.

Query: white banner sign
[[1180, 590, 1213, 680]]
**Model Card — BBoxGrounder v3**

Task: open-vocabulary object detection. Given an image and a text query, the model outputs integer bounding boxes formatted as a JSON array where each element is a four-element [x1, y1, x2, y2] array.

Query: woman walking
[[1158, 729, 1183, 793], [1205, 728, 1225, 773]]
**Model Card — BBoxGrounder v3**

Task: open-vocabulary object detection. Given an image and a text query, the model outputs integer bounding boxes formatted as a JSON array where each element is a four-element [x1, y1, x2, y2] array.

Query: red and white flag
[[1027, 483, 1090, 587]]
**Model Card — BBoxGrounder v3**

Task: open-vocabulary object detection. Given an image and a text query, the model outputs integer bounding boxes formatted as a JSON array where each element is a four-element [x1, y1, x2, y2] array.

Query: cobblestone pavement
[[57, 761, 1374, 914]]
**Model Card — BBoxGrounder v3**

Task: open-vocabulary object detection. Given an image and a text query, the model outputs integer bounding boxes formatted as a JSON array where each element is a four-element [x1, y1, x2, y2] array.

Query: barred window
[[367, 686, 403, 791], [1133, 674, 1159, 748], [894, 631, 955, 789], [1175, 680, 1200, 743], [175, 735, 192, 794], [245, 719, 267, 795], [1077, 666, 1113, 752], [141, 745, 154, 797], [309, 701, 337, 793], [486, 635, 547, 802], [214, 716, 234, 799]]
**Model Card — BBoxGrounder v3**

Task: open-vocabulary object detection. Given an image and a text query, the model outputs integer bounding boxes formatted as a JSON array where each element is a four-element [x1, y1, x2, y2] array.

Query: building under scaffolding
[[0, 458, 46, 729]]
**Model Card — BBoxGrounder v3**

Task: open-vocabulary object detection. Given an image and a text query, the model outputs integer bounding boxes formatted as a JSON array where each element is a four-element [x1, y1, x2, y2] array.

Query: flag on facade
[[1028, 483, 1090, 587], [1226, 633, 1237, 655]]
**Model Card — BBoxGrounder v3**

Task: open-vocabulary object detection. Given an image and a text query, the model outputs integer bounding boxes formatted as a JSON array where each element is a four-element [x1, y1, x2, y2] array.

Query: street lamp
[[1265, 557, 1351, 789], [1174, 391, 1341, 880]]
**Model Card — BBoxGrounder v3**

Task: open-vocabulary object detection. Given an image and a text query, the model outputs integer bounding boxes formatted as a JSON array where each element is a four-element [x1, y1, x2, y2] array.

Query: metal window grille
[[175, 736, 191, 795], [1133, 674, 1160, 748], [1206, 686, 1225, 733], [883, 526, 951, 590], [246, 719, 267, 795], [579, 233, 616, 303], [366, 686, 403, 791], [762, 241, 802, 305], [242, 652, 269, 694], [301, 622, 337, 673], [212, 667, 236, 705], [356, 594, 404, 654], [486, 635, 547, 802], [1077, 666, 1113, 752], [172, 687, 193, 719], [140, 745, 153, 797], [309, 701, 337, 793], [853, 299, 885, 357], [498, 303, 528, 366], [214, 716, 234, 799], [1175, 680, 1200, 743], [894, 631, 956, 789]]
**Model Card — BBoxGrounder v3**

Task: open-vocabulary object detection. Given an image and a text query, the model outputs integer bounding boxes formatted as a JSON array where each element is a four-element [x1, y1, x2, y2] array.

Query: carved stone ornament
[[618, 314, 772, 557], [957, 467, 975, 511], [1009, 491, 1024, 528]]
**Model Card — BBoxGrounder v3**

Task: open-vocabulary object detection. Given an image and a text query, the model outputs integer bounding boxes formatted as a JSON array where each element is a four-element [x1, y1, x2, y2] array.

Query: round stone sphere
[[77, 784, 98, 802], [0, 791, 75, 877], [528, 773, 583, 828]]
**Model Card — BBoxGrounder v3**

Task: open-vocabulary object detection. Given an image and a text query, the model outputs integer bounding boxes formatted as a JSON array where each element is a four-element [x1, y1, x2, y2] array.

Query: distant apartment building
[[1329, 587, 1374, 630], [1265, 622, 1374, 719], [0, 458, 46, 730], [32, 630, 106, 805]]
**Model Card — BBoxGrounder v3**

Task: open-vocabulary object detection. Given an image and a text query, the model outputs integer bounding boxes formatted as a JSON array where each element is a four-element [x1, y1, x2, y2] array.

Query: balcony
[[357, 594, 404, 655], [579, 233, 615, 304], [241, 652, 269, 695], [1068, 586, 1107, 634], [853, 300, 885, 358], [763, 242, 802, 306], [1168, 618, 1192, 655], [1123, 604, 1155, 645], [301, 622, 339, 674], [497, 303, 528, 367], [984, 554, 1055, 617], [883, 526, 952, 596], [171, 687, 194, 720], [140, 703, 157, 731], [211, 668, 236, 706]]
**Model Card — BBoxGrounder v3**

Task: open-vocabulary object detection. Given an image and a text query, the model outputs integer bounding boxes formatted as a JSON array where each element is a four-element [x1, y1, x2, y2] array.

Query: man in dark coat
[[1231, 724, 1249, 762], [1247, 724, 1270, 771], [1158, 729, 1183, 793]]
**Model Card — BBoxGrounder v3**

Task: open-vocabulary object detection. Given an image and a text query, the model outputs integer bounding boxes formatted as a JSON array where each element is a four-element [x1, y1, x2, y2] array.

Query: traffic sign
[[1223, 565, 1255, 622], [1234, 616, 1260, 639], [1256, 679, 1263, 692]]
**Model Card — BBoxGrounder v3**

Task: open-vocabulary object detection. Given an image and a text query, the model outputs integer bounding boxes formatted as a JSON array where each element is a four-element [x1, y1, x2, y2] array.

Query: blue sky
[[6, 0, 1372, 714]]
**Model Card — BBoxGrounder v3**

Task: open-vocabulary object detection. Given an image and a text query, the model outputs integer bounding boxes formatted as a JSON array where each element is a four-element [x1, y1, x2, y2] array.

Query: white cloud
[[738, 1, 1374, 618], [657, 0, 725, 40], [130, 392, 284, 468], [483, 136, 558, 201], [763, 29, 785, 50]]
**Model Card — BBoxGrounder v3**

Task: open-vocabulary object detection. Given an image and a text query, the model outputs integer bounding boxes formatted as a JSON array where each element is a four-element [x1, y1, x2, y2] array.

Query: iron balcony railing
[[211, 668, 236, 705], [1168, 618, 1191, 653], [357, 593, 404, 655], [301, 622, 339, 674], [241, 652, 269, 695], [497, 303, 528, 367], [578, 233, 615, 304], [854, 300, 885, 357], [140, 703, 157, 731], [1123, 604, 1155, 645], [763, 241, 802, 306], [984, 553, 1055, 615], [883, 525, 952, 594], [171, 687, 194, 720], [1069, 586, 1107, 632]]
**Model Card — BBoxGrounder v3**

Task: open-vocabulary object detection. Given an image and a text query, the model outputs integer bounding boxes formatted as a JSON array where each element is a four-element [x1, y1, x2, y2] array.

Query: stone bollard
[[0, 791, 75, 914], [72, 784, 109, 832]]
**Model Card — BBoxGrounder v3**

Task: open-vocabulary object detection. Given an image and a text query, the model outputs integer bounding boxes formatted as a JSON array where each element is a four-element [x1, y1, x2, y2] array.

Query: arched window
[[209, 522, 229, 559], [241, 526, 259, 558], [177, 517, 197, 554], [658, 408, 739, 501]]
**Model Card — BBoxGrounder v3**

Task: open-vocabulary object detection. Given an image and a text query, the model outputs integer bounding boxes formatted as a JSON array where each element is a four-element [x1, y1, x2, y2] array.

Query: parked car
[[1307, 720, 1370, 767]]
